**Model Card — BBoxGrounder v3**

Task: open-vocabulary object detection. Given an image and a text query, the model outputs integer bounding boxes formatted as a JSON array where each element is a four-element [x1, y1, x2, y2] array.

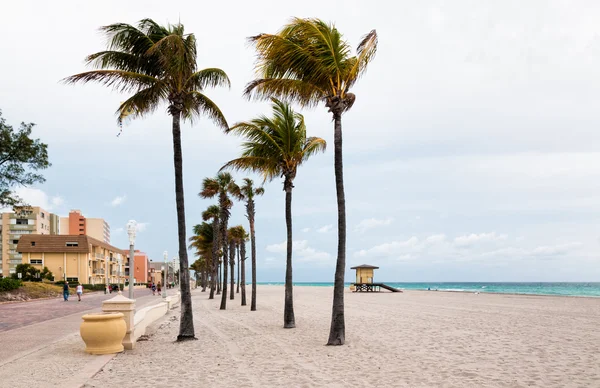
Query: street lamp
[[127, 220, 136, 299], [172, 256, 177, 288], [117, 254, 123, 294], [163, 251, 168, 298], [105, 256, 109, 294]]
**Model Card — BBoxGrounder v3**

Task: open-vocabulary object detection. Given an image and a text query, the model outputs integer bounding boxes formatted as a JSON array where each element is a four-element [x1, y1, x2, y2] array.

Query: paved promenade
[[0, 287, 175, 387]]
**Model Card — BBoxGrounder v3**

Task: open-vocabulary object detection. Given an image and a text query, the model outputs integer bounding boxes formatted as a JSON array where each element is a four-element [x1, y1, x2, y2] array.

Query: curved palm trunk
[[229, 240, 235, 300], [241, 240, 247, 306], [236, 246, 240, 294], [201, 271, 206, 291], [327, 113, 346, 345], [209, 220, 219, 300], [249, 200, 258, 311], [283, 178, 295, 328], [171, 110, 196, 341], [220, 256, 228, 309], [217, 263, 221, 294]]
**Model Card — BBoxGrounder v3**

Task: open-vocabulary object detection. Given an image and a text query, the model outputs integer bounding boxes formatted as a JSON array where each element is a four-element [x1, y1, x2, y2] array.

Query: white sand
[[85, 286, 600, 387]]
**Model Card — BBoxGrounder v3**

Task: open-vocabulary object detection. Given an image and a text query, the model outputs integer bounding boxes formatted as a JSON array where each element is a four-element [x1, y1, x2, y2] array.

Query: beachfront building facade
[[59, 210, 111, 243], [0, 206, 59, 276], [124, 250, 151, 284], [16, 234, 125, 285]]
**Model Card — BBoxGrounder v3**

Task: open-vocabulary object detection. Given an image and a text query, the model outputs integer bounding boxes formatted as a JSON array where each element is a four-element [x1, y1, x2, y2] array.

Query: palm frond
[[244, 78, 325, 107], [182, 91, 228, 129], [61, 70, 159, 93], [117, 83, 168, 125], [186, 68, 231, 90], [346, 29, 378, 89]]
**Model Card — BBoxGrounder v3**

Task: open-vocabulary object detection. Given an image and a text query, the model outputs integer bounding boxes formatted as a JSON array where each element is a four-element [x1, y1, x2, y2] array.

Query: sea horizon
[[256, 282, 600, 297]]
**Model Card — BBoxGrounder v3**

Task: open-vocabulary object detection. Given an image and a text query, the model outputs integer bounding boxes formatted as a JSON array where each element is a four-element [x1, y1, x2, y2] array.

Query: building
[[124, 250, 150, 284], [59, 210, 110, 244], [148, 261, 175, 286], [16, 234, 125, 285], [0, 206, 58, 276]]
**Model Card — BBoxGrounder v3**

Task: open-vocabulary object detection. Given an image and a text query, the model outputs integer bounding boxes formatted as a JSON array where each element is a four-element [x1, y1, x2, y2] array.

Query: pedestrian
[[63, 281, 70, 301], [151, 282, 156, 296], [76, 283, 83, 302], [157, 282, 162, 296]]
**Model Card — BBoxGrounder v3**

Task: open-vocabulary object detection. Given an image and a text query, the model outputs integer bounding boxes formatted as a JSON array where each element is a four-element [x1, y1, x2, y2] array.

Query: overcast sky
[[1, 0, 599, 282]]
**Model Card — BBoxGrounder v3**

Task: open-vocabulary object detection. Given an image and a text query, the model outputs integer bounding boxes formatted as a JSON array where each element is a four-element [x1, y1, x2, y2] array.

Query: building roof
[[350, 264, 380, 269], [17, 234, 124, 254]]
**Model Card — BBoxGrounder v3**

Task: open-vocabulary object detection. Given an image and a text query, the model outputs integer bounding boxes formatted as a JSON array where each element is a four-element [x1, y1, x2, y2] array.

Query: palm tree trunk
[[283, 177, 295, 328], [241, 240, 247, 306], [229, 240, 235, 300], [220, 256, 228, 309], [209, 220, 219, 299], [236, 245, 240, 293], [249, 202, 257, 311], [327, 112, 346, 345], [217, 262, 221, 294], [171, 110, 196, 341]]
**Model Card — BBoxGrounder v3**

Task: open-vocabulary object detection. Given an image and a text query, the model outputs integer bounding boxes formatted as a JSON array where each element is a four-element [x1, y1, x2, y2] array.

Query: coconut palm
[[227, 227, 236, 300], [245, 18, 377, 345], [231, 225, 249, 306], [232, 178, 264, 311], [202, 205, 220, 299], [200, 172, 239, 310], [188, 222, 213, 291], [64, 19, 231, 341], [222, 98, 326, 328]]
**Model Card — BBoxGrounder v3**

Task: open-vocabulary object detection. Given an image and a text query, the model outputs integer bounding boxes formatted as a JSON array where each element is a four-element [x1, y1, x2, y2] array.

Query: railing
[[95, 253, 104, 259], [10, 253, 22, 259], [93, 269, 105, 275], [10, 224, 35, 230]]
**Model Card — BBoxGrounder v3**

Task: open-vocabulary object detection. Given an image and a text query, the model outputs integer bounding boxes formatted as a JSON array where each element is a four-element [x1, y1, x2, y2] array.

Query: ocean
[[256, 282, 600, 297]]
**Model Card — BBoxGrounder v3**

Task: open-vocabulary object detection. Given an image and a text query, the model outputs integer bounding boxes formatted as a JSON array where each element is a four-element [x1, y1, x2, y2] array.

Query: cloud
[[354, 237, 421, 259], [135, 222, 148, 232], [530, 243, 583, 257], [454, 232, 507, 248], [355, 217, 394, 233], [425, 234, 447, 244], [317, 224, 333, 233], [266, 240, 331, 263], [110, 195, 127, 207], [301, 228, 311, 233], [1, 187, 65, 212]]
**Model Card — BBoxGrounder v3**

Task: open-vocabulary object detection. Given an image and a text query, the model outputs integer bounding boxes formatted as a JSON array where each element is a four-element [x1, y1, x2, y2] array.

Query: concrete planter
[[80, 312, 126, 354]]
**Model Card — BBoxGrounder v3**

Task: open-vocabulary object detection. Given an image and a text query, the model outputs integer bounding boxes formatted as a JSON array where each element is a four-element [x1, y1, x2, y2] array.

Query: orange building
[[59, 210, 110, 243], [124, 249, 150, 283]]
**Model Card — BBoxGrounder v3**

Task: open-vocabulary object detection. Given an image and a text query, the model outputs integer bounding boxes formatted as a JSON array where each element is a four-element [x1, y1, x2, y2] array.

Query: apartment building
[[59, 210, 110, 243], [16, 234, 125, 285], [124, 250, 150, 283], [0, 206, 58, 276]]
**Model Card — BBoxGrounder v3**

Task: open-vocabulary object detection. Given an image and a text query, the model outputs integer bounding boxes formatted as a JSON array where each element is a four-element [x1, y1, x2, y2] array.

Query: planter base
[[80, 312, 126, 355]]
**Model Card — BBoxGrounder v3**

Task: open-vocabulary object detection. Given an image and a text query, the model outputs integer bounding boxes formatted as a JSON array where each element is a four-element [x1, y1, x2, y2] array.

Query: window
[[30, 242, 35, 246], [16, 219, 28, 225], [30, 259, 42, 264], [12, 240, 18, 244], [41, 213, 45, 218], [66, 242, 78, 247], [66, 277, 78, 282]]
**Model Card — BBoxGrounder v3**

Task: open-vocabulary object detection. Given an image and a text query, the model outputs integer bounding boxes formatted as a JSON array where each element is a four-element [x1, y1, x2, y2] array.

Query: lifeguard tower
[[350, 264, 401, 292]]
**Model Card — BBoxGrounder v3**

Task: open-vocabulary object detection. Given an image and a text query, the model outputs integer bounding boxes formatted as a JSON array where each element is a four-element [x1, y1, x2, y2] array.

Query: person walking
[[157, 282, 162, 296], [63, 281, 70, 301], [151, 282, 157, 296], [76, 283, 83, 302]]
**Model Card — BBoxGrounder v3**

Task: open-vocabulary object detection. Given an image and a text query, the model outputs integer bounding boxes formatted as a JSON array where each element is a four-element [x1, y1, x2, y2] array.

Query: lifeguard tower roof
[[350, 264, 379, 269]]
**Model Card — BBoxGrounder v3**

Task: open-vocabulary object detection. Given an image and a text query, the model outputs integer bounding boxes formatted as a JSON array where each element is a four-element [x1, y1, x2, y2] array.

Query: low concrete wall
[[132, 292, 181, 341]]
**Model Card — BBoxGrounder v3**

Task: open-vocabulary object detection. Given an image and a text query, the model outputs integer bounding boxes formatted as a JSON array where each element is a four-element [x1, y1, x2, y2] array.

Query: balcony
[[10, 253, 22, 259], [93, 269, 105, 275], [9, 213, 36, 220], [10, 224, 35, 231], [94, 253, 104, 259]]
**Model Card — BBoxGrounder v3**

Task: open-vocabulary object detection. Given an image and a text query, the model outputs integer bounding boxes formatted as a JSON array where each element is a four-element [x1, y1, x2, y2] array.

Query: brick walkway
[[0, 288, 153, 332]]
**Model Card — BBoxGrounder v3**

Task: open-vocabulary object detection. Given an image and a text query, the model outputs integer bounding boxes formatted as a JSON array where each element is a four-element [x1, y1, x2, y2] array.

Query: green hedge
[[82, 284, 106, 291], [0, 278, 23, 292]]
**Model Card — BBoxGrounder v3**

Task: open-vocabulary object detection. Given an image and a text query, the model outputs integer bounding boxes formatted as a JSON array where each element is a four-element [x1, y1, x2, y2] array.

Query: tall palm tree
[[188, 222, 213, 291], [221, 98, 326, 328], [232, 225, 249, 306], [202, 205, 220, 299], [244, 18, 377, 345], [232, 178, 264, 311], [64, 19, 231, 341], [227, 227, 236, 300], [200, 172, 239, 310]]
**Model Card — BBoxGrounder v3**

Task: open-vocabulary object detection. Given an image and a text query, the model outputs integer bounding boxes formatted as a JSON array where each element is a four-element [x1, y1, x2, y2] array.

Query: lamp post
[[127, 220, 136, 299], [117, 254, 122, 294], [163, 251, 168, 298], [105, 256, 109, 294]]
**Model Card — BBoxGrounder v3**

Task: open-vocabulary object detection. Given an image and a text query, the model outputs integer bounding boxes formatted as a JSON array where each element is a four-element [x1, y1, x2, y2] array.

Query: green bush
[[11, 264, 42, 282], [54, 281, 76, 288], [81, 284, 106, 291], [0, 278, 23, 292]]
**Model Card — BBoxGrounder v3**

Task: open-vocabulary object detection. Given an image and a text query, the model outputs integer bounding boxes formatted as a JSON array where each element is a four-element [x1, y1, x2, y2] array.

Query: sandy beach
[[84, 286, 600, 388]]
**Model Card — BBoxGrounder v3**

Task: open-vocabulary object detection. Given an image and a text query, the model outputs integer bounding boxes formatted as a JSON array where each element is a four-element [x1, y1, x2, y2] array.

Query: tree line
[[64, 17, 377, 346]]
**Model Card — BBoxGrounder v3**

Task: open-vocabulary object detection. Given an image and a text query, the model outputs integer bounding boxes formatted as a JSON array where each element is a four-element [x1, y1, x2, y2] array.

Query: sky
[[1, 0, 599, 282]]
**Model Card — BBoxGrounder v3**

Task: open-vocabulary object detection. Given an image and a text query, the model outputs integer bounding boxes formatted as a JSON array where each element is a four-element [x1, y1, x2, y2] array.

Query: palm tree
[[244, 18, 377, 345], [202, 205, 220, 299], [200, 172, 239, 310], [64, 19, 231, 342], [232, 178, 264, 311], [227, 227, 236, 300], [232, 225, 249, 306], [188, 222, 213, 291], [221, 98, 326, 328]]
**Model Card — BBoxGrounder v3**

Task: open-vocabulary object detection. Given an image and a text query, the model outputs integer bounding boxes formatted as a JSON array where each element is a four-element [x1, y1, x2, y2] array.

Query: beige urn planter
[[80, 312, 126, 355]]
